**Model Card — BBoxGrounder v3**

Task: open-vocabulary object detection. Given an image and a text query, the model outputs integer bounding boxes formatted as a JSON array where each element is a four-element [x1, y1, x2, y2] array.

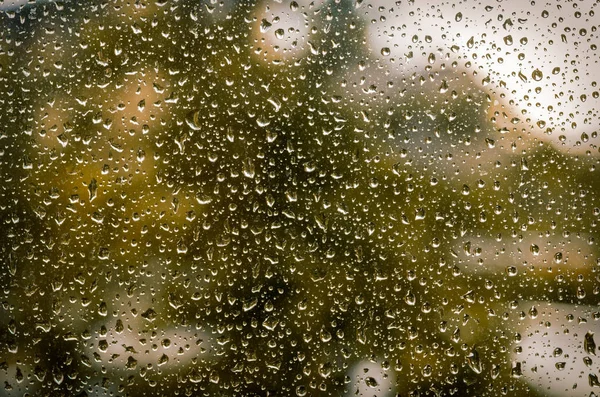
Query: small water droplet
[[436, 80, 449, 95], [188, 369, 202, 383], [195, 192, 213, 205], [242, 158, 256, 179], [260, 19, 272, 33], [88, 178, 97, 202], [530, 244, 540, 255], [511, 362, 522, 378], [585, 332, 596, 355], [296, 385, 307, 396], [528, 306, 538, 319], [141, 308, 157, 322], [185, 110, 201, 131], [422, 364, 433, 377], [158, 354, 169, 366], [467, 348, 482, 374], [490, 364, 500, 379], [126, 356, 138, 369], [553, 347, 563, 357], [365, 376, 378, 388], [532, 69, 543, 81]]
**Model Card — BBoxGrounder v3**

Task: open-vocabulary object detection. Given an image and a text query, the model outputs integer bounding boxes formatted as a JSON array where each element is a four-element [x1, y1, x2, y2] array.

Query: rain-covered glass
[[1, 1, 599, 396]]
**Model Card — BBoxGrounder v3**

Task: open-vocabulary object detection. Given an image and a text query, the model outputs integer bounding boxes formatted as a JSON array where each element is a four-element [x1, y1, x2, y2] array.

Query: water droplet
[[365, 377, 378, 388], [98, 301, 108, 316], [260, 19, 272, 33], [528, 306, 538, 319], [266, 130, 278, 143], [439, 80, 449, 93], [126, 356, 138, 370], [553, 347, 563, 357], [242, 158, 256, 179], [585, 332, 596, 356], [466, 36, 475, 48], [141, 308, 157, 322], [422, 364, 433, 377], [490, 364, 500, 379], [98, 340, 108, 352], [530, 244, 540, 255], [195, 192, 213, 205], [88, 179, 98, 202], [532, 69, 543, 81], [511, 362, 522, 378], [185, 110, 201, 131], [158, 354, 169, 366], [467, 348, 482, 374], [188, 369, 202, 383], [320, 329, 332, 343], [209, 371, 220, 384], [296, 385, 307, 396]]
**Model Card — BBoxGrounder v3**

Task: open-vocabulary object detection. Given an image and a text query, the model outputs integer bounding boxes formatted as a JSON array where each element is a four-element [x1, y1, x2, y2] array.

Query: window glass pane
[[1, 1, 599, 396]]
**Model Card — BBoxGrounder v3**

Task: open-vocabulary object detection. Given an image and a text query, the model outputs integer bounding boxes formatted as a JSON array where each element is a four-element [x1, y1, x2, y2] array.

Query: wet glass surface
[[1, 1, 600, 396]]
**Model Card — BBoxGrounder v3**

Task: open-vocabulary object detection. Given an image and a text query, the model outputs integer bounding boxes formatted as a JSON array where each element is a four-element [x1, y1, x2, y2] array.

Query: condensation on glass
[[0, 1, 599, 396]]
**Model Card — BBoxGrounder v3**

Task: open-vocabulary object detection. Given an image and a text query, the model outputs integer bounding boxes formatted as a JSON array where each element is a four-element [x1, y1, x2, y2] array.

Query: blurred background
[[0, 0, 599, 396]]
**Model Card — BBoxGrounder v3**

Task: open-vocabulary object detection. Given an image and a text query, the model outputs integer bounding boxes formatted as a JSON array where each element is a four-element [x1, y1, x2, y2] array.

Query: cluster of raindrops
[[0, 1, 599, 396]]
